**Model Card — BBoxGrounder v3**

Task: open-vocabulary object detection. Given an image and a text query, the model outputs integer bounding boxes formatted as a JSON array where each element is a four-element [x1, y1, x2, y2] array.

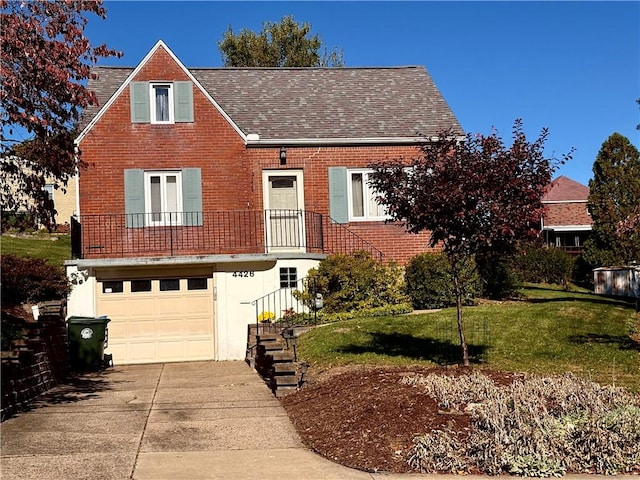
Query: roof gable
[[76, 40, 243, 144], [542, 175, 590, 202], [78, 41, 463, 145]]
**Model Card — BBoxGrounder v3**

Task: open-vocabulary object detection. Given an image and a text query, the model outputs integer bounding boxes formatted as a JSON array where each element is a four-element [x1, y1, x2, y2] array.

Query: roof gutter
[[245, 135, 466, 147]]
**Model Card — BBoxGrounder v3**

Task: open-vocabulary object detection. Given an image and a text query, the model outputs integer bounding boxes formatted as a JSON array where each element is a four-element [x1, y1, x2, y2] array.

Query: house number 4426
[[232, 271, 255, 278]]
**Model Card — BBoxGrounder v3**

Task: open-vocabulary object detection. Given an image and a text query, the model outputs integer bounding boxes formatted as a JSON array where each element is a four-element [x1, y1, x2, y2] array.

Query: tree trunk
[[455, 291, 469, 366], [451, 265, 470, 367]]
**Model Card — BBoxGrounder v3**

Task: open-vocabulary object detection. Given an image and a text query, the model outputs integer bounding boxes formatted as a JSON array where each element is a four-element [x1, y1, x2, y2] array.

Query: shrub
[[1, 211, 38, 233], [1, 254, 71, 306], [514, 245, 575, 287], [404, 372, 640, 476], [476, 251, 521, 299], [405, 252, 480, 309], [299, 251, 408, 313], [316, 302, 413, 323]]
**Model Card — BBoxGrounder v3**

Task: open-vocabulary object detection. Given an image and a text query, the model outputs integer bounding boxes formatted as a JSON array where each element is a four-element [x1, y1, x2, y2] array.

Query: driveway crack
[[129, 364, 164, 479]]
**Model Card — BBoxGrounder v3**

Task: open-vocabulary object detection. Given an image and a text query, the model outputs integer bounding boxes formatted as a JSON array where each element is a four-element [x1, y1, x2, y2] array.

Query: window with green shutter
[[124, 167, 202, 227], [129, 81, 193, 124]]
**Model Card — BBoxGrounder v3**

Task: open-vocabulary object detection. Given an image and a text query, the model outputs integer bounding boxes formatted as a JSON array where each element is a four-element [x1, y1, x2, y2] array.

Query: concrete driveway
[[1, 361, 383, 480]]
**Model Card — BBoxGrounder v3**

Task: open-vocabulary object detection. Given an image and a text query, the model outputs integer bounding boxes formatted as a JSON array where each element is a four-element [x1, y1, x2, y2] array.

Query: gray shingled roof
[[82, 65, 463, 141]]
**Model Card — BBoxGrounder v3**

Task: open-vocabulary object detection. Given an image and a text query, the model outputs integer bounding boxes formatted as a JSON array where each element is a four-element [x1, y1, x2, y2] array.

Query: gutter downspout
[[73, 143, 80, 218]]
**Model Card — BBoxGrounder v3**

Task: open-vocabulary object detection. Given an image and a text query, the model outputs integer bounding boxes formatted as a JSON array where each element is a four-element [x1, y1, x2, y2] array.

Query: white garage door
[[96, 276, 215, 364]]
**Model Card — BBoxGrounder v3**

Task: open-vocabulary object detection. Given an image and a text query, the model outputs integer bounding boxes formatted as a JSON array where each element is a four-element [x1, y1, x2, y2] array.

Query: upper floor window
[[130, 81, 194, 124], [43, 184, 55, 201], [150, 84, 174, 124], [347, 169, 389, 221]]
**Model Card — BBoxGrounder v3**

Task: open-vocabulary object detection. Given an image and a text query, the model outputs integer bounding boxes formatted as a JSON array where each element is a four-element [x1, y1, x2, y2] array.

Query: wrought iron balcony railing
[[71, 210, 383, 261]]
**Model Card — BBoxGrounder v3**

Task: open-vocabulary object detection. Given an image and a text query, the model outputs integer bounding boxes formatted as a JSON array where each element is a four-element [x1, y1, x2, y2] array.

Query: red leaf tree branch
[[370, 120, 572, 365], [1, 0, 121, 227]]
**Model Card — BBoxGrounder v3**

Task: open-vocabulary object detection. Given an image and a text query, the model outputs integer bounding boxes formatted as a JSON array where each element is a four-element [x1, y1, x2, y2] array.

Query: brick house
[[66, 40, 462, 364], [541, 175, 592, 255]]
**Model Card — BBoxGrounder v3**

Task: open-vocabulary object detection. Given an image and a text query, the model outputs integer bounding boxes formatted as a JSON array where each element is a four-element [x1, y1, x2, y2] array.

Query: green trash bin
[[67, 316, 110, 372]]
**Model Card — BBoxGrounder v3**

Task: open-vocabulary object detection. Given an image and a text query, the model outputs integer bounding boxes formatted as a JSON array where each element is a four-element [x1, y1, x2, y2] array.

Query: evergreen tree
[[583, 133, 640, 266]]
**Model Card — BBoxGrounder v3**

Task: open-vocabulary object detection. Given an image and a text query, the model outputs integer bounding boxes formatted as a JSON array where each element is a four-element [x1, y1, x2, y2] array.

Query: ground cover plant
[[405, 371, 640, 476], [281, 284, 640, 476]]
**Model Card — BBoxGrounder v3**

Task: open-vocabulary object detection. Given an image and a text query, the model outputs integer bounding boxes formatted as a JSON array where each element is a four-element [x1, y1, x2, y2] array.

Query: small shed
[[593, 266, 640, 299]]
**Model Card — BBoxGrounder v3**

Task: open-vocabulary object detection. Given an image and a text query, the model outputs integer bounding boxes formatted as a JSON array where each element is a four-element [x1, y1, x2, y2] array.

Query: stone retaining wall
[[1, 303, 68, 421]]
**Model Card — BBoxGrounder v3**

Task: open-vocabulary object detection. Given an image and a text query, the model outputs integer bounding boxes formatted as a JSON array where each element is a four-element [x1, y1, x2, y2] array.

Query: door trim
[[262, 169, 305, 253]]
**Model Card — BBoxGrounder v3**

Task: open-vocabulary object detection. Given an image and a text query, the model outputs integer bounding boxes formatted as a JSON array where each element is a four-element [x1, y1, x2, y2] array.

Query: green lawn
[[297, 285, 640, 391], [1, 233, 71, 267]]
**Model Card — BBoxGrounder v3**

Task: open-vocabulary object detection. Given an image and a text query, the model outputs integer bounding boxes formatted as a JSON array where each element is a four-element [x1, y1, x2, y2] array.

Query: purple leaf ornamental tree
[[0, 0, 121, 228], [369, 120, 572, 366]]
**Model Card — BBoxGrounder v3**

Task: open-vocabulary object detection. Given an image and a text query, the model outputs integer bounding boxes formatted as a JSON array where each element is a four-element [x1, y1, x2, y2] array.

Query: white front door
[[263, 170, 305, 251]]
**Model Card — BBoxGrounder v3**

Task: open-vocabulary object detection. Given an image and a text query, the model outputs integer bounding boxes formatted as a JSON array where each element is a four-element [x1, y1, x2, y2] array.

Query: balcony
[[71, 210, 383, 261]]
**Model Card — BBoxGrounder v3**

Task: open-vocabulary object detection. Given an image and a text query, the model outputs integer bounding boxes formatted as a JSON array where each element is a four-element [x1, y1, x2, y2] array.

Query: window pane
[[187, 278, 208, 290], [159, 279, 180, 291], [155, 86, 169, 121], [166, 175, 178, 213], [150, 176, 161, 221], [102, 281, 123, 294], [351, 173, 364, 217], [43, 184, 55, 201], [279, 267, 297, 288], [131, 280, 152, 292], [368, 189, 386, 217]]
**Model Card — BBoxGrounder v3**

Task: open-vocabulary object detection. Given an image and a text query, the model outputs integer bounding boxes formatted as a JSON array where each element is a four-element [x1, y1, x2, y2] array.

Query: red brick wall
[[79, 47, 439, 265], [247, 145, 438, 264], [79, 48, 250, 216]]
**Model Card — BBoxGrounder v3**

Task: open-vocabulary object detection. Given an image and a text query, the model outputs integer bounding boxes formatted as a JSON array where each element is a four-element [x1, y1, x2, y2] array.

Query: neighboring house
[[43, 178, 77, 229], [1, 155, 77, 229], [66, 40, 462, 364], [541, 175, 592, 255]]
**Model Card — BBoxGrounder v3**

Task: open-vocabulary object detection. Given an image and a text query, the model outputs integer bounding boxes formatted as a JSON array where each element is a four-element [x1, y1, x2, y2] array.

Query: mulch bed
[[281, 365, 518, 474]]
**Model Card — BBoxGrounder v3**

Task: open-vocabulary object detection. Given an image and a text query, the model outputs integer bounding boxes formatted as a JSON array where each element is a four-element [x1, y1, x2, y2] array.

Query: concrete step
[[256, 334, 279, 343], [267, 351, 294, 363], [271, 362, 296, 375], [261, 340, 284, 351], [274, 386, 298, 398], [256, 344, 284, 359], [273, 375, 298, 387]]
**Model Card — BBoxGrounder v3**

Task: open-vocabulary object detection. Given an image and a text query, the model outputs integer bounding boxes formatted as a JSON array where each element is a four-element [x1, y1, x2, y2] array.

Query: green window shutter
[[328, 167, 348, 224], [174, 81, 194, 123], [124, 169, 145, 228], [182, 168, 202, 226], [130, 82, 150, 123]]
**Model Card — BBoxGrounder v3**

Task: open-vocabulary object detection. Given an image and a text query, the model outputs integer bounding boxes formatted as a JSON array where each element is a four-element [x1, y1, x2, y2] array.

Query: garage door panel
[[156, 297, 183, 315], [128, 320, 156, 338], [184, 299, 212, 315], [97, 277, 214, 365], [157, 341, 184, 360], [156, 319, 183, 337], [186, 339, 215, 358], [183, 319, 212, 336], [102, 300, 129, 317], [128, 343, 157, 362]]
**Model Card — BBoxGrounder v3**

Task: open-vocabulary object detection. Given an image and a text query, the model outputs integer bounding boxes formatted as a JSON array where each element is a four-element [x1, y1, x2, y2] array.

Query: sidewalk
[[0, 361, 634, 479]]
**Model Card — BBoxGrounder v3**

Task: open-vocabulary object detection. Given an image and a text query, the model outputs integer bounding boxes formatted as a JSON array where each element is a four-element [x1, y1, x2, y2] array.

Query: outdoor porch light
[[279, 147, 287, 165]]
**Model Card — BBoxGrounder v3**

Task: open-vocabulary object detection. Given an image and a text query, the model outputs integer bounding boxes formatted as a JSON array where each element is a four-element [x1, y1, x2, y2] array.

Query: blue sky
[[85, 1, 639, 186]]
